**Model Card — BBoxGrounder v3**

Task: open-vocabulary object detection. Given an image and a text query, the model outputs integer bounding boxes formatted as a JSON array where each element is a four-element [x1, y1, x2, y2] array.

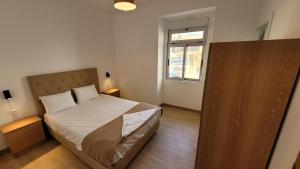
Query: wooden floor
[[0, 106, 200, 169]]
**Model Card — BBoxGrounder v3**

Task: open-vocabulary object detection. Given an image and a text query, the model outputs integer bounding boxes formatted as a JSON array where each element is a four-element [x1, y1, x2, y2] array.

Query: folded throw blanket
[[122, 108, 159, 137]]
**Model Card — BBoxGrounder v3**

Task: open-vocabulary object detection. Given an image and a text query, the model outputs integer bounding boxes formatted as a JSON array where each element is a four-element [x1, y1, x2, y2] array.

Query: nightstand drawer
[[5, 121, 45, 154]]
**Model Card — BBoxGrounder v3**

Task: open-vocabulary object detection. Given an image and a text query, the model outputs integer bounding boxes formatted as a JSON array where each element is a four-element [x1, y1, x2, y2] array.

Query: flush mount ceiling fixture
[[114, 0, 136, 11]]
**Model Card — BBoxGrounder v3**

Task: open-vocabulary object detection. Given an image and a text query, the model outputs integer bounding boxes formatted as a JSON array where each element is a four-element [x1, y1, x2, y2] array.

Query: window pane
[[184, 46, 203, 79], [168, 46, 184, 78], [171, 31, 204, 41]]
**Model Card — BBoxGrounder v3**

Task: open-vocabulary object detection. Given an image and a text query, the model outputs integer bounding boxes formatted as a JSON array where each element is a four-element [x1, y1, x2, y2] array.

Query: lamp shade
[[114, 0, 136, 11], [3, 90, 12, 100], [106, 72, 111, 78]]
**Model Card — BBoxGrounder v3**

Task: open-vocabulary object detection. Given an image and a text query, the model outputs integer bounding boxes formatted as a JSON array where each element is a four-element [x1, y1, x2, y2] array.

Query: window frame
[[166, 26, 208, 81]]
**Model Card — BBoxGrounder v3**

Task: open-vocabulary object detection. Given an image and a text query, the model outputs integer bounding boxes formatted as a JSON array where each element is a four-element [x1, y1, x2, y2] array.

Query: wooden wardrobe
[[294, 152, 300, 169], [196, 39, 300, 169]]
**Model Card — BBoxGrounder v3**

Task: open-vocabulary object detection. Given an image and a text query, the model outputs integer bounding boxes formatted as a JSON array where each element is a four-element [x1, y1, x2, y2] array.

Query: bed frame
[[27, 68, 160, 169]]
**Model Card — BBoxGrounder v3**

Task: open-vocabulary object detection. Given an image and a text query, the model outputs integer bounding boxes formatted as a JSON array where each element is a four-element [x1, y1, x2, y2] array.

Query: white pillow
[[39, 91, 76, 115], [73, 84, 99, 104]]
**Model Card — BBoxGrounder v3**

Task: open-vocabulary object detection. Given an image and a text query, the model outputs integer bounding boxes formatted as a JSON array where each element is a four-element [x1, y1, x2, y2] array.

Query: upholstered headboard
[[27, 68, 100, 116]]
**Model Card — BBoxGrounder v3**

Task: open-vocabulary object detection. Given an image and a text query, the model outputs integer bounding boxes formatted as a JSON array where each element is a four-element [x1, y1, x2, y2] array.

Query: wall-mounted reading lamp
[[105, 72, 112, 90], [3, 90, 17, 121]]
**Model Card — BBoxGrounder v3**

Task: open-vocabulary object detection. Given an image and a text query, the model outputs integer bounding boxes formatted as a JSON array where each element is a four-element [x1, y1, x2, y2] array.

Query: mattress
[[44, 94, 161, 168]]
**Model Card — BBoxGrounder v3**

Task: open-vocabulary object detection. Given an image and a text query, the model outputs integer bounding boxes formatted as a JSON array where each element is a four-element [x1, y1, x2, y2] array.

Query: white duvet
[[45, 94, 139, 151], [45, 94, 160, 151]]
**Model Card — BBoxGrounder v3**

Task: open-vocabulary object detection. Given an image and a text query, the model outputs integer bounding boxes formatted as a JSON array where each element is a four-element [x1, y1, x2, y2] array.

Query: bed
[[27, 68, 162, 169]]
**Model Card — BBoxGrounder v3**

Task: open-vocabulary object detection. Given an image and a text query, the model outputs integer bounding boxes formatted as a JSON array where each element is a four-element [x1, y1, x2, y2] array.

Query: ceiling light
[[114, 0, 136, 11]]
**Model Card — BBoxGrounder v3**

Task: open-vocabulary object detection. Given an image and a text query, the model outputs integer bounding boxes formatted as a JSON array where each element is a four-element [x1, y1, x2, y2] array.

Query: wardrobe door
[[196, 39, 300, 169], [295, 152, 300, 169]]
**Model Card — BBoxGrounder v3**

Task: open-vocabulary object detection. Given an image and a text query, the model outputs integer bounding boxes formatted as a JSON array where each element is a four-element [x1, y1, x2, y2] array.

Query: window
[[167, 27, 207, 81]]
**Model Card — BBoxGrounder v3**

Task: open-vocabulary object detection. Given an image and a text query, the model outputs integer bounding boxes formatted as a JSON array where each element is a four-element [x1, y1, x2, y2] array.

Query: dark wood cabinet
[[295, 152, 300, 169], [196, 39, 300, 169]]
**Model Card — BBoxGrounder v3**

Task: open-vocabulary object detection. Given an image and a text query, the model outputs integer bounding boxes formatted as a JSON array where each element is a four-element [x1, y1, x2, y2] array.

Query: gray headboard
[[27, 68, 100, 116]]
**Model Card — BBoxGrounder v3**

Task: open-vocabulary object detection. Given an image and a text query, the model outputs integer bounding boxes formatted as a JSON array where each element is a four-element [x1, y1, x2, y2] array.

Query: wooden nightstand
[[102, 89, 120, 97], [0, 116, 46, 157]]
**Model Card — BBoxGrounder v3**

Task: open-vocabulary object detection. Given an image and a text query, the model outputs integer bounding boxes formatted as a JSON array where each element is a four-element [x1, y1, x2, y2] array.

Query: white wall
[[258, 0, 300, 169], [258, 0, 300, 39], [113, 0, 262, 107], [0, 0, 115, 150]]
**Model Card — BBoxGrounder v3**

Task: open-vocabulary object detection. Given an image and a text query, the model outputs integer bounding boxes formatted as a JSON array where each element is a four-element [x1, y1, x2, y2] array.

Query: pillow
[[39, 91, 76, 115], [73, 84, 99, 104]]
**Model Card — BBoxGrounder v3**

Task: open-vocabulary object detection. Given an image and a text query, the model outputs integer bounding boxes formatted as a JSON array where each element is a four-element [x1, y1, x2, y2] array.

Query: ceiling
[[80, 0, 112, 7], [80, 0, 155, 9]]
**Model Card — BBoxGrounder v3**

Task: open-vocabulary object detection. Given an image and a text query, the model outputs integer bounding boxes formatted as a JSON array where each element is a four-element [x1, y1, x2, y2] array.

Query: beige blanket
[[81, 103, 161, 168]]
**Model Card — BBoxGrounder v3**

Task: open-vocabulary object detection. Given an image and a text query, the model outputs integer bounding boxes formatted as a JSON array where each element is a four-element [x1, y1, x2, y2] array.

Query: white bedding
[[122, 109, 158, 137], [45, 94, 139, 151]]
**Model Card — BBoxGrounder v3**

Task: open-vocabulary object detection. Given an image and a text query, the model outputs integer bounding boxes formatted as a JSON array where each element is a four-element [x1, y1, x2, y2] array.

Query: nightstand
[[102, 88, 120, 97], [0, 116, 46, 157]]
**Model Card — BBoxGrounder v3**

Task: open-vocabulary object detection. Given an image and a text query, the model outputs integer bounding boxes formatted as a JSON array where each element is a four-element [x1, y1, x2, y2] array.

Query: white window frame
[[167, 26, 208, 81]]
